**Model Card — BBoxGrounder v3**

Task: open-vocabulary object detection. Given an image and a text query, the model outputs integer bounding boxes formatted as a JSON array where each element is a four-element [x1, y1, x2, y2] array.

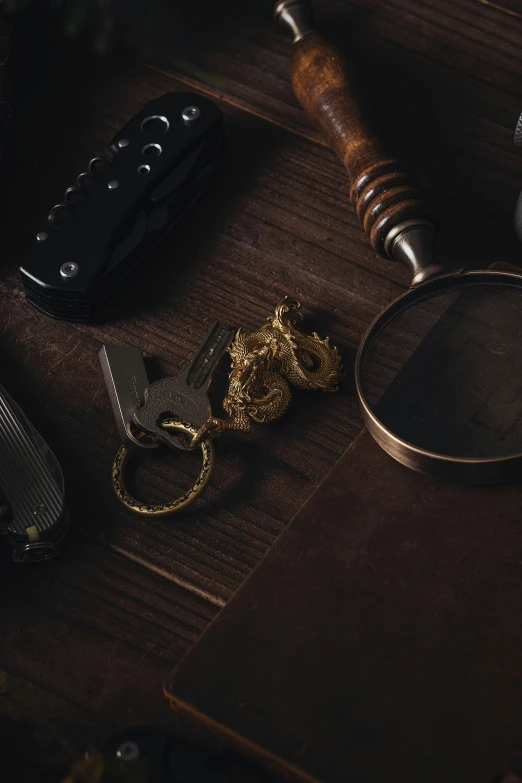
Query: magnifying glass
[[276, 0, 522, 483]]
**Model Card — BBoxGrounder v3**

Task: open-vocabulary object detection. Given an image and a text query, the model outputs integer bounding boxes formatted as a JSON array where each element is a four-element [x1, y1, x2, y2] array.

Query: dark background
[[1, 0, 522, 779]]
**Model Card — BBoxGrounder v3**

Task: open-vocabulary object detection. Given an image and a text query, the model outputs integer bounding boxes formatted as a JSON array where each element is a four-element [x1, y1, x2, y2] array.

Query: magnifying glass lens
[[360, 280, 522, 459]]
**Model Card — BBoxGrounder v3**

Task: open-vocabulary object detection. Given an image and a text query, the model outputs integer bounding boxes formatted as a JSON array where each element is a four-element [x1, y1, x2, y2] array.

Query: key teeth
[[132, 322, 233, 450], [187, 321, 234, 389]]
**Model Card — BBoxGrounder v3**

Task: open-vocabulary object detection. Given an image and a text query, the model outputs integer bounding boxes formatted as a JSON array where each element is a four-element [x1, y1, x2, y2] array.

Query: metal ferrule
[[384, 220, 445, 286], [274, 0, 314, 43]]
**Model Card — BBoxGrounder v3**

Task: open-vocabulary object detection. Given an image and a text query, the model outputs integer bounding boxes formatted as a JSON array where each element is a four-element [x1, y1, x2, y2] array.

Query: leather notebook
[[166, 424, 522, 782], [166, 264, 522, 782]]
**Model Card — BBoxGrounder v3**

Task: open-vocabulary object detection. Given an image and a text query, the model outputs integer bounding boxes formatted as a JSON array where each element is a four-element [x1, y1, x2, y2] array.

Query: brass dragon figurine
[[196, 297, 342, 442]]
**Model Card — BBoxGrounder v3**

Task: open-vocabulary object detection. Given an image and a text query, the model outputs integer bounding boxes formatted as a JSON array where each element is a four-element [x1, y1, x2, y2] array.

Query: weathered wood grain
[[480, 0, 522, 19], [0, 275, 362, 603], [0, 528, 217, 780], [146, 0, 522, 218], [3, 7, 522, 603], [0, 22, 385, 603], [3, 0, 522, 765]]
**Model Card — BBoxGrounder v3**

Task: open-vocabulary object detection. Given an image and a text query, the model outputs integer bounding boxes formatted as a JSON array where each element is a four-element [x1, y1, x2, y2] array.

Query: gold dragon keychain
[[100, 298, 342, 516]]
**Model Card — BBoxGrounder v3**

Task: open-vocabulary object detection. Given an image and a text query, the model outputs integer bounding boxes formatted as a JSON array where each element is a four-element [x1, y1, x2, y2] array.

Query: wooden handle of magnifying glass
[[275, 0, 436, 259]]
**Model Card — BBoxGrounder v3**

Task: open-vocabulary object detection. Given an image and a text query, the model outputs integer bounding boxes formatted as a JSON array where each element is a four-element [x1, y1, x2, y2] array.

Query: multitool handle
[[275, 0, 443, 285]]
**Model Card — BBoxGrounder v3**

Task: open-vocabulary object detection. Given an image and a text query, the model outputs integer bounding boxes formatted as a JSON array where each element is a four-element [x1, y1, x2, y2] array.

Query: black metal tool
[[99, 343, 158, 453], [0, 383, 68, 561], [20, 92, 225, 321]]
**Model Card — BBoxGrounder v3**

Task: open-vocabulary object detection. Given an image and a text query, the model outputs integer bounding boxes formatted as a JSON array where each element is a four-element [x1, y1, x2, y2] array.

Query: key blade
[[99, 345, 158, 451], [184, 321, 235, 390], [133, 321, 234, 451]]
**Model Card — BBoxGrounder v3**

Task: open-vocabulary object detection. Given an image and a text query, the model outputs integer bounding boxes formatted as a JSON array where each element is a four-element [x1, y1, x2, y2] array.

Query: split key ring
[[112, 418, 215, 517]]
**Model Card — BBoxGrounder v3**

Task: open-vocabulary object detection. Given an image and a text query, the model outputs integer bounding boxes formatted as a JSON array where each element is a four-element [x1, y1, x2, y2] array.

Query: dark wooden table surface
[[2, 0, 522, 778]]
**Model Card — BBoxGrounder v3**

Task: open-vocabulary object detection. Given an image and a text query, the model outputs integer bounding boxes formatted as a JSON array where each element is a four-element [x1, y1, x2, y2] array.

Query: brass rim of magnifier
[[355, 269, 522, 483]]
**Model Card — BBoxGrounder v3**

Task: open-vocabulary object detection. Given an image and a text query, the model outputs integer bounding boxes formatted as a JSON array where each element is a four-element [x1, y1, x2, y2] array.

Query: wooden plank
[[0, 274, 362, 603], [143, 0, 522, 218], [0, 671, 105, 783], [0, 528, 217, 779], [1, 532, 216, 719], [0, 1, 521, 771], [3, 17, 521, 604], [477, 0, 522, 19], [0, 28, 384, 601]]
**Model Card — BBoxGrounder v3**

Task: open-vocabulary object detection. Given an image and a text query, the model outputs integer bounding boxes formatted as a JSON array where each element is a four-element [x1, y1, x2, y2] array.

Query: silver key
[[99, 345, 158, 452], [133, 321, 234, 450]]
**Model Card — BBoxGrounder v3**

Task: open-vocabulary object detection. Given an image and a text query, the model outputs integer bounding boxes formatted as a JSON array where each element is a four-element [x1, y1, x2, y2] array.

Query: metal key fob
[[0, 383, 68, 562], [99, 344, 158, 453], [133, 322, 234, 450]]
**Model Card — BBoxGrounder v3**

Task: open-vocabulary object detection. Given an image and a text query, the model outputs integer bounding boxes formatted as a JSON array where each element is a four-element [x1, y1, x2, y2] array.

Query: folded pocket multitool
[[20, 92, 225, 321]]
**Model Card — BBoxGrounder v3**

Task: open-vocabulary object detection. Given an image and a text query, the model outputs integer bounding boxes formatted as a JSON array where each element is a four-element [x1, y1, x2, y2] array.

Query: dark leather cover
[[166, 422, 522, 783]]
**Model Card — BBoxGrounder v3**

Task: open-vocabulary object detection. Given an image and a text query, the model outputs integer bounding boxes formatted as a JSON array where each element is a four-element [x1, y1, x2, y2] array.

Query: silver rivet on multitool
[[182, 105, 201, 123], [116, 741, 140, 761], [60, 262, 80, 279]]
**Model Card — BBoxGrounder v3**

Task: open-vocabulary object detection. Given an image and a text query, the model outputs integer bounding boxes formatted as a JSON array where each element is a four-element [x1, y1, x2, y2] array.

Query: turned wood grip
[[290, 33, 435, 256]]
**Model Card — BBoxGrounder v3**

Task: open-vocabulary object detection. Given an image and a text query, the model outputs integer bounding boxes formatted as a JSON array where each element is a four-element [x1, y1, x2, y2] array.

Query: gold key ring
[[112, 417, 215, 517]]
